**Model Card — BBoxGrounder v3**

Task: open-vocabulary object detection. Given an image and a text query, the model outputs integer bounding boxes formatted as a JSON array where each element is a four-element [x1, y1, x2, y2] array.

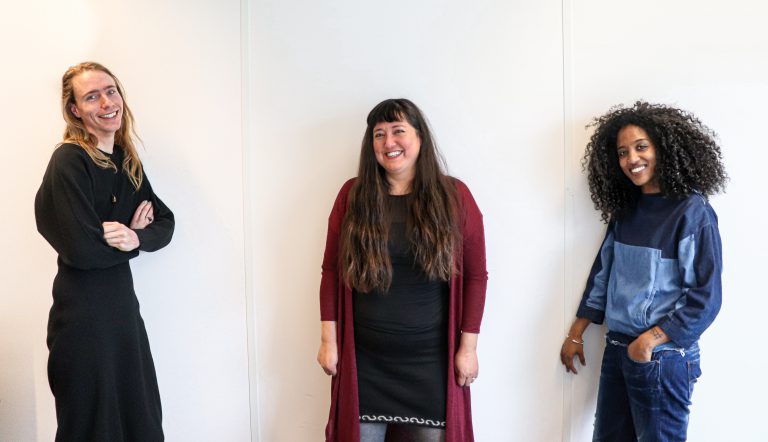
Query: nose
[[626, 148, 639, 163], [383, 134, 397, 148], [100, 95, 115, 108]]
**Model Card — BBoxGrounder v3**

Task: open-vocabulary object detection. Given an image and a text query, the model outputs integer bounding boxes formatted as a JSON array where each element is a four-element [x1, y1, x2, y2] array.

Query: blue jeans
[[593, 332, 702, 442]]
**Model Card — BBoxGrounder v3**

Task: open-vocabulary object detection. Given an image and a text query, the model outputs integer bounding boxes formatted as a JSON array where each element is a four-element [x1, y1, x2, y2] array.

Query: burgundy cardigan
[[319, 178, 488, 442]]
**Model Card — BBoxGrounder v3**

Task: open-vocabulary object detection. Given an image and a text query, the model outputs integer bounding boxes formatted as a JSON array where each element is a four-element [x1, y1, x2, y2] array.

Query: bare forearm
[[320, 320, 337, 343], [317, 321, 339, 376], [459, 331, 478, 351], [568, 317, 592, 339], [637, 325, 670, 350]]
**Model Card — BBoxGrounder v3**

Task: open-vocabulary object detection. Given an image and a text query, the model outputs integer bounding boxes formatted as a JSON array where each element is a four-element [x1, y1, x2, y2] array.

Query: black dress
[[353, 194, 449, 428], [35, 144, 174, 442]]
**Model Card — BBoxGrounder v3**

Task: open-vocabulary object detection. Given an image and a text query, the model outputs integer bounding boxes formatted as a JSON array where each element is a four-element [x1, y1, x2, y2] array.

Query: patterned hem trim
[[359, 414, 446, 428]]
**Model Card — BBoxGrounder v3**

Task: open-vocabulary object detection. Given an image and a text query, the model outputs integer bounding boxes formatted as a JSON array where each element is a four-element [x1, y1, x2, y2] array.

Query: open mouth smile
[[99, 111, 118, 119], [630, 165, 647, 174], [385, 150, 404, 158]]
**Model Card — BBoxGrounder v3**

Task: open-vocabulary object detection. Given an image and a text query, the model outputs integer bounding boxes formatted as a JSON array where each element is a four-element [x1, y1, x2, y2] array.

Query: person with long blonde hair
[[317, 99, 487, 442], [35, 62, 174, 441]]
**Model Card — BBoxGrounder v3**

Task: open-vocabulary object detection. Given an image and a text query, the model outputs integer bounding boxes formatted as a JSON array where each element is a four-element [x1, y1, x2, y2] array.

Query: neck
[[386, 172, 414, 195], [95, 135, 115, 154], [641, 181, 660, 194]]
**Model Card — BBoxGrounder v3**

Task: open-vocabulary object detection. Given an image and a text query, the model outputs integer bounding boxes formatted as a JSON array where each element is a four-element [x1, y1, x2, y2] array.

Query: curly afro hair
[[583, 101, 728, 222]]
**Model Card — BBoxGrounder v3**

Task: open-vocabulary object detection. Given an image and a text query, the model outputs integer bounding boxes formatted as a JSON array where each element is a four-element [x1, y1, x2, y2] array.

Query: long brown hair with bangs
[[340, 98, 460, 293], [61, 62, 144, 190]]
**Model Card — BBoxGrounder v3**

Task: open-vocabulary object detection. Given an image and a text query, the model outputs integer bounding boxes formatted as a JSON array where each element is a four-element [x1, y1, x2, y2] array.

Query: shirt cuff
[[656, 315, 697, 349], [576, 305, 605, 324]]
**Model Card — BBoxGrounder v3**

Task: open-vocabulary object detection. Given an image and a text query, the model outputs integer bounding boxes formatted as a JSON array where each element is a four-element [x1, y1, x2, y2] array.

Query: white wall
[[0, 1, 251, 441], [2, 1, 766, 441]]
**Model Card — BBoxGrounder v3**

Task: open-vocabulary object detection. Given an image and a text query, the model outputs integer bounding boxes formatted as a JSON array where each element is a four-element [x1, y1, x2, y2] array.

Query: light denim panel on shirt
[[604, 241, 683, 337], [576, 193, 722, 348]]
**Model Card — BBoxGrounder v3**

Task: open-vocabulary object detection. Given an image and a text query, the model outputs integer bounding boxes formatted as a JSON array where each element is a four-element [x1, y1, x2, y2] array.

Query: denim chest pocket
[[640, 288, 658, 328], [607, 242, 661, 333], [645, 257, 684, 328]]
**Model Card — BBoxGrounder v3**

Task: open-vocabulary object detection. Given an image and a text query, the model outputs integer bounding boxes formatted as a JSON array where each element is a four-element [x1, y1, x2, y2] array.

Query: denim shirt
[[576, 193, 722, 349]]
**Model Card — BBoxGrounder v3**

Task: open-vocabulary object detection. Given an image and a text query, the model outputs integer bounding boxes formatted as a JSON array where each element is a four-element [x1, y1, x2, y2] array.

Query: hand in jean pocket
[[628, 326, 670, 363], [627, 337, 653, 363]]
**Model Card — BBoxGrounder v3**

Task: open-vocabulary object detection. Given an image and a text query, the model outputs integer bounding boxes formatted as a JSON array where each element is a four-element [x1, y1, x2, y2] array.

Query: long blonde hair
[[61, 61, 143, 189]]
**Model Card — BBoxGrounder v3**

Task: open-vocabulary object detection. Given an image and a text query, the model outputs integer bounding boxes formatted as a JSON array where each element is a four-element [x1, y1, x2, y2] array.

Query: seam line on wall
[[240, 0, 261, 440], [561, 0, 575, 441]]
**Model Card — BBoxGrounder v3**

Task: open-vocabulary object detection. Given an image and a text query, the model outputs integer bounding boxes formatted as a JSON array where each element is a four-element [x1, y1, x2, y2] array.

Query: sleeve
[[134, 171, 175, 252], [34, 146, 139, 270], [319, 180, 354, 321], [457, 182, 488, 334], [657, 221, 722, 348], [576, 222, 615, 324]]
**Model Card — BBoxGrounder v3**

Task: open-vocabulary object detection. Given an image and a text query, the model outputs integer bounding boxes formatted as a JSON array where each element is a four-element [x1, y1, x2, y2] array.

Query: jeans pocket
[[626, 355, 653, 365], [625, 350, 656, 366], [623, 352, 661, 410], [624, 351, 660, 377]]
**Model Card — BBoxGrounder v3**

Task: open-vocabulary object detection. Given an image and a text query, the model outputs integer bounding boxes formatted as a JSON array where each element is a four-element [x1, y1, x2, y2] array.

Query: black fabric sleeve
[[35, 146, 139, 270], [134, 173, 175, 252]]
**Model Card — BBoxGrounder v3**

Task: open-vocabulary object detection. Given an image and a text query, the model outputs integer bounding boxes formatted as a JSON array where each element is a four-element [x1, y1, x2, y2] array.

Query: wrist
[[130, 229, 140, 248], [565, 335, 584, 345], [569, 318, 591, 336], [458, 332, 478, 351], [635, 333, 656, 351]]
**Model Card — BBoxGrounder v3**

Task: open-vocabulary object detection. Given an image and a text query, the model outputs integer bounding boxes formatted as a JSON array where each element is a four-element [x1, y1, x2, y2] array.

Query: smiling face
[[616, 124, 660, 194], [69, 70, 123, 148], [372, 119, 421, 187]]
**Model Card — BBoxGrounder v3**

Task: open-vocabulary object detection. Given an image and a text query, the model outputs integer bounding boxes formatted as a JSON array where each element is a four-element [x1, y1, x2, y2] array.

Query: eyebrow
[[617, 137, 648, 149]]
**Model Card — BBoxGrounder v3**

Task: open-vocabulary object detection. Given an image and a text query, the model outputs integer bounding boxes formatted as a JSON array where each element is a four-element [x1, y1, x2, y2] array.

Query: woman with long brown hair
[[317, 99, 487, 442], [35, 62, 174, 441]]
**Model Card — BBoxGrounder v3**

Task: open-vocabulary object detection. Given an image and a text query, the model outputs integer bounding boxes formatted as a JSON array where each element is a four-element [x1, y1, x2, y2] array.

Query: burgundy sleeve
[[458, 181, 488, 333], [319, 180, 354, 321]]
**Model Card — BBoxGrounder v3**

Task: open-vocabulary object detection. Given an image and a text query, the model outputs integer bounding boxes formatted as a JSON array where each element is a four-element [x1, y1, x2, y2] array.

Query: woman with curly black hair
[[560, 101, 727, 441]]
